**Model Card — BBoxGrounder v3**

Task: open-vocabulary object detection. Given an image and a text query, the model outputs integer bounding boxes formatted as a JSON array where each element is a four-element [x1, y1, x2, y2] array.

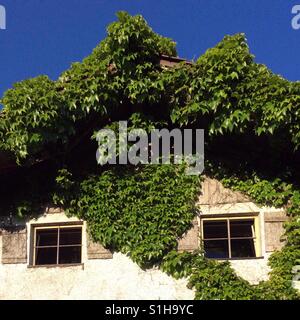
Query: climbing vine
[[55, 164, 200, 267], [0, 11, 299, 299], [161, 165, 300, 300]]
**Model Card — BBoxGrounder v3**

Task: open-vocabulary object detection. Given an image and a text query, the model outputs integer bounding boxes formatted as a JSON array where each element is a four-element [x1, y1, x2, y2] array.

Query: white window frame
[[200, 213, 262, 259]]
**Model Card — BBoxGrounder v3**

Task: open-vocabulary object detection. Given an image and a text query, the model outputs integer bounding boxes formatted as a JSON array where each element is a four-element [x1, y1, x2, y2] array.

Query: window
[[202, 218, 260, 259], [33, 225, 82, 266]]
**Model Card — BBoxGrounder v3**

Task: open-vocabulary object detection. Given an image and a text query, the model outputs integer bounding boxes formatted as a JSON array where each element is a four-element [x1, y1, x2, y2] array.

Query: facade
[[0, 176, 289, 300], [0, 55, 296, 300], [195, 177, 288, 284]]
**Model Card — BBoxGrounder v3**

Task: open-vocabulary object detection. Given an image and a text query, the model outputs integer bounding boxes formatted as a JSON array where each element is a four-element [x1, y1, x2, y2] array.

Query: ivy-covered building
[[0, 12, 299, 300], [0, 150, 289, 299]]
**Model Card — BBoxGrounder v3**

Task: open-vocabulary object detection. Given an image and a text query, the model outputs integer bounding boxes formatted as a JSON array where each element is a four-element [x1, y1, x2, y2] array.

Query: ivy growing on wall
[[0, 11, 299, 299], [55, 165, 201, 267], [161, 166, 300, 300]]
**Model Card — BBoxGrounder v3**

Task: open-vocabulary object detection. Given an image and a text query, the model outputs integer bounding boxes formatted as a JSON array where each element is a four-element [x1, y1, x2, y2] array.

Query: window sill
[[211, 256, 265, 261], [27, 263, 84, 269]]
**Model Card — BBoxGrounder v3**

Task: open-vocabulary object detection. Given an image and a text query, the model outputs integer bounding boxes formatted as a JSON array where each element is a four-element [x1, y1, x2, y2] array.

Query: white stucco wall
[[0, 232, 271, 300], [0, 248, 193, 300], [230, 255, 271, 284], [0, 211, 194, 300], [0, 202, 289, 299]]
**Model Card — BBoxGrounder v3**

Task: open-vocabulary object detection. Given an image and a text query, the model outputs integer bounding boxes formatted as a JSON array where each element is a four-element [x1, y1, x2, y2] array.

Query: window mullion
[[33, 227, 37, 266], [57, 228, 60, 265], [227, 219, 231, 259]]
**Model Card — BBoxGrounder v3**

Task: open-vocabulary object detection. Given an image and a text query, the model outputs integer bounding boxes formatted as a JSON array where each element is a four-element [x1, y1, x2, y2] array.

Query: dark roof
[[159, 55, 192, 68]]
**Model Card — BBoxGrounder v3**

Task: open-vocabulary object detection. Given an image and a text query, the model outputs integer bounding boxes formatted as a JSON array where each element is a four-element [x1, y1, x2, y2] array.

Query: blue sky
[[0, 0, 299, 100]]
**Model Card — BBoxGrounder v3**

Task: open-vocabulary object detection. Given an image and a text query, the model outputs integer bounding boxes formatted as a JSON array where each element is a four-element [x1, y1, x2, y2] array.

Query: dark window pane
[[204, 240, 229, 259], [203, 221, 228, 239], [59, 246, 81, 264], [36, 229, 58, 247], [230, 220, 254, 238], [35, 247, 57, 265], [231, 239, 256, 258], [60, 228, 82, 245]]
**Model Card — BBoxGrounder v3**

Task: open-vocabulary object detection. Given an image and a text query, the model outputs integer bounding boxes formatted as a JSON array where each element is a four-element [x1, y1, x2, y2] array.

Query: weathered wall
[[230, 255, 272, 284], [197, 177, 286, 285], [0, 211, 194, 300], [0, 178, 291, 299], [0, 248, 193, 300]]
